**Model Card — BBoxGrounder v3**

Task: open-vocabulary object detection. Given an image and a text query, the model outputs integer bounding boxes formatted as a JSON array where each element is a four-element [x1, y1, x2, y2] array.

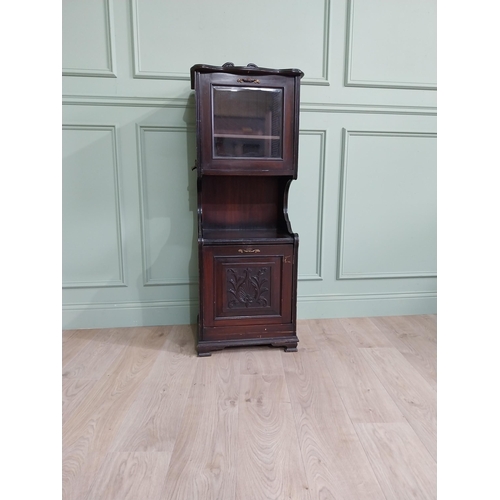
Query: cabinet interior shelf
[[202, 228, 294, 244], [214, 133, 280, 140]]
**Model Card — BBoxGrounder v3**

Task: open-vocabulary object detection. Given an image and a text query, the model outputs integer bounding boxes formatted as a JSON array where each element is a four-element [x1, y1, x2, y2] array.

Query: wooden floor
[[62, 315, 437, 500]]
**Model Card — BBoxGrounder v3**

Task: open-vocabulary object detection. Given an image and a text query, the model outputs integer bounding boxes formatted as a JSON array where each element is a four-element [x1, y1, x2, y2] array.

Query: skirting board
[[62, 292, 436, 329], [297, 292, 436, 319]]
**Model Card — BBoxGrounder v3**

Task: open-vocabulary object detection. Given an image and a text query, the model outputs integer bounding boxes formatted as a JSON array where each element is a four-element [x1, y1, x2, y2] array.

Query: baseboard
[[297, 291, 437, 319], [62, 300, 196, 329], [62, 291, 436, 329]]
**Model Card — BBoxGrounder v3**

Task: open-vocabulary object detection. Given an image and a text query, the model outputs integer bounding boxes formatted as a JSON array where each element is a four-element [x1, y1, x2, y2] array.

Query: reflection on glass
[[213, 87, 283, 159]]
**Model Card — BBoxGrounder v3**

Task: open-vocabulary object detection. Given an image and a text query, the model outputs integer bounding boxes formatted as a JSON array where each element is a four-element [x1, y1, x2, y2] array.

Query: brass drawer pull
[[237, 78, 260, 84], [238, 248, 260, 253]]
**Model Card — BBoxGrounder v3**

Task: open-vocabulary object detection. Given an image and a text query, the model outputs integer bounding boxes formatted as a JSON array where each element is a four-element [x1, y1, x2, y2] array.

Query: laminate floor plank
[[237, 375, 310, 499], [282, 348, 386, 500], [62, 328, 133, 380], [62, 327, 168, 500], [339, 317, 394, 348], [405, 315, 437, 338], [62, 378, 97, 426], [296, 319, 321, 351], [372, 315, 436, 342], [370, 317, 437, 391], [422, 314, 437, 330], [85, 452, 171, 500], [160, 351, 240, 500], [62, 329, 80, 343], [240, 346, 286, 376], [310, 318, 358, 349], [62, 329, 99, 367], [368, 317, 412, 352], [360, 347, 437, 461], [110, 326, 197, 459], [354, 422, 437, 500], [316, 338, 405, 424], [406, 315, 437, 343]]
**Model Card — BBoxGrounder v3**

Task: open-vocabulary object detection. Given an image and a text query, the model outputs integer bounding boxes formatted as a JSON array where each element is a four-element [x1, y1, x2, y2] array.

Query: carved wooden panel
[[226, 266, 271, 309], [202, 245, 293, 327], [216, 258, 280, 320]]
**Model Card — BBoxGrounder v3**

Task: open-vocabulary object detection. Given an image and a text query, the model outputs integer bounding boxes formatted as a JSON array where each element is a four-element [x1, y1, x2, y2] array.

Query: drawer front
[[202, 245, 293, 327]]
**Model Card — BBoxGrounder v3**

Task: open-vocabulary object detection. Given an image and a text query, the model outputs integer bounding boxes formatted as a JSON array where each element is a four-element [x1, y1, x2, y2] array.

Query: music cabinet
[[190, 62, 303, 356]]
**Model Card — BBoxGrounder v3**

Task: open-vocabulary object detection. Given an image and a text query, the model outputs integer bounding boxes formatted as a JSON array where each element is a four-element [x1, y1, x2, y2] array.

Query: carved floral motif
[[227, 267, 270, 308]]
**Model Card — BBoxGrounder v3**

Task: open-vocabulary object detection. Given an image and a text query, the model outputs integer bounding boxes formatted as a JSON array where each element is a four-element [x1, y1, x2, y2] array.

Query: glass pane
[[213, 86, 283, 159]]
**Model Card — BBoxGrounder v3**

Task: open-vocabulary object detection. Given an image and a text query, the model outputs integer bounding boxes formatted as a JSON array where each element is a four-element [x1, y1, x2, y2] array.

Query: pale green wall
[[62, 0, 437, 328]]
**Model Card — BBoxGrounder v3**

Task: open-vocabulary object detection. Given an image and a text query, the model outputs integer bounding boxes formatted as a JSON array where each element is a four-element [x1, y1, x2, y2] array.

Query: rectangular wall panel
[[62, 0, 116, 77], [338, 130, 437, 279], [289, 131, 326, 280], [131, 0, 330, 85], [62, 125, 125, 287], [138, 126, 197, 285], [346, 0, 436, 89]]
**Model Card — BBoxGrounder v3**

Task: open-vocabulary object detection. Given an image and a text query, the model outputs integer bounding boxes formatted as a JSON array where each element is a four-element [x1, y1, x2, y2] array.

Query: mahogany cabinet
[[190, 62, 303, 356]]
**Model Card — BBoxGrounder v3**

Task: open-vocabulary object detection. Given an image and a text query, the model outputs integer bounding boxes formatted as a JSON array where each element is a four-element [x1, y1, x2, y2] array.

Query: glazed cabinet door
[[201, 244, 294, 327], [212, 86, 283, 160], [195, 73, 298, 175]]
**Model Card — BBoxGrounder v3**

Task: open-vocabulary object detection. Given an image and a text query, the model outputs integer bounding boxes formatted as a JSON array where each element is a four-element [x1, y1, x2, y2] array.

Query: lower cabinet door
[[202, 244, 294, 327]]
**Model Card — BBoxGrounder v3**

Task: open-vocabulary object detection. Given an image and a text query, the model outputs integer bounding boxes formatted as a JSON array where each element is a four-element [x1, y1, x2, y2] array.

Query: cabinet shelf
[[202, 228, 294, 245], [213, 133, 280, 140]]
